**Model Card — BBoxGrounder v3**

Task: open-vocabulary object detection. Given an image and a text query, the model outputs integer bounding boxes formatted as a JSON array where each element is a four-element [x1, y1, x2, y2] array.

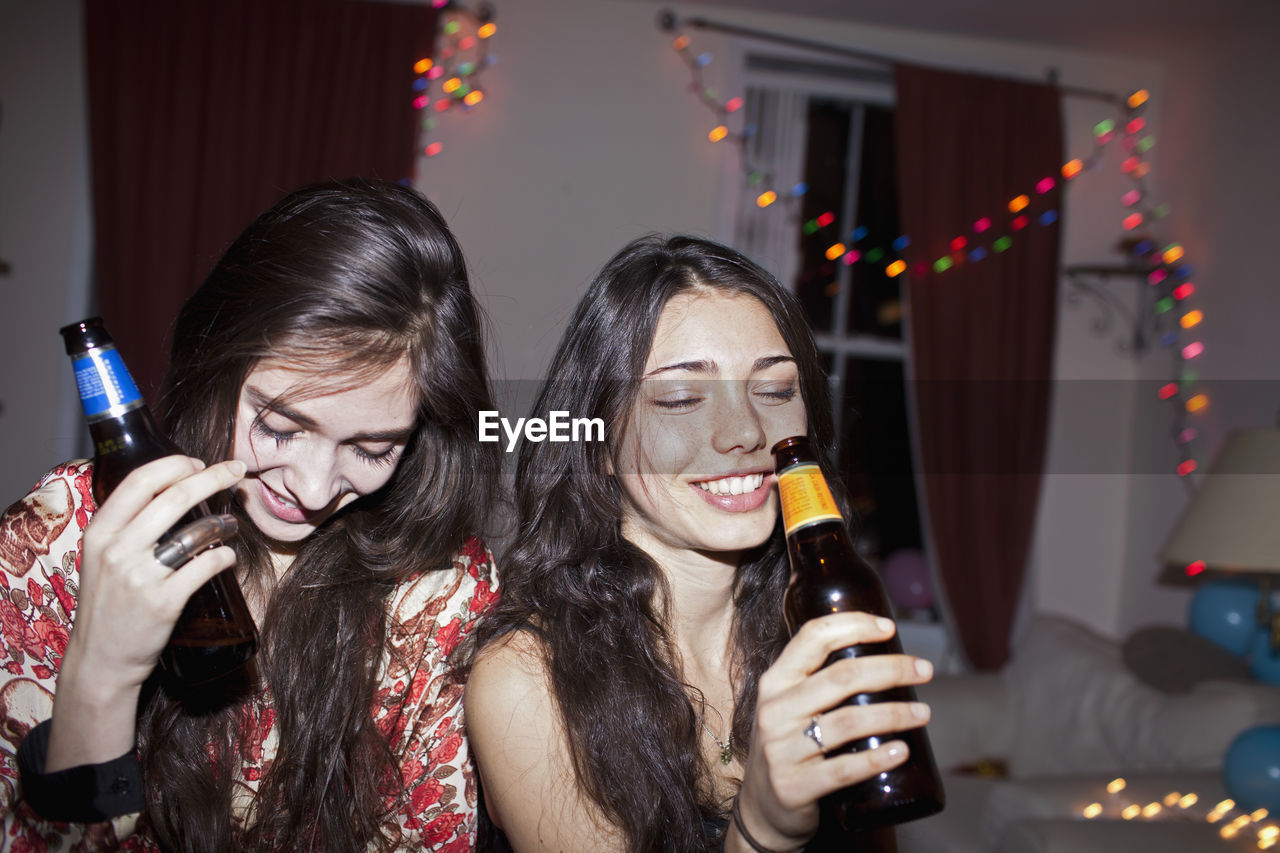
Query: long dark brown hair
[[466, 235, 841, 852], [138, 179, 498, 852]]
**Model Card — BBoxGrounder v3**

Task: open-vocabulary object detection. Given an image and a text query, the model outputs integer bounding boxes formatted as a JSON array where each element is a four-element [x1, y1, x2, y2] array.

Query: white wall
[[414, 0, 1165, 641], [5, 0, 1277, 649], [0, 0, 93, 504], [1117, 9, 1280, 634]]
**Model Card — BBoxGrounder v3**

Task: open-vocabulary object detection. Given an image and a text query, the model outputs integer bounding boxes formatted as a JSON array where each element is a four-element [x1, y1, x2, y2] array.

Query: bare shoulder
[[466, 630, 552, 738], [466, 631, 623, 851]]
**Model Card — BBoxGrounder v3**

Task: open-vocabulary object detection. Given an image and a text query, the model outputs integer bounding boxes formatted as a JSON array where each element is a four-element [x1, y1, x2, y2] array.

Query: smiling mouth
[[258, 480, 310, 524], [694, 472, 766, 496]]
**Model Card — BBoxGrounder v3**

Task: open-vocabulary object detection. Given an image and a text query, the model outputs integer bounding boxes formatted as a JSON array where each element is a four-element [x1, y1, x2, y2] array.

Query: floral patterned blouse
[[0, 461, 498, 851]]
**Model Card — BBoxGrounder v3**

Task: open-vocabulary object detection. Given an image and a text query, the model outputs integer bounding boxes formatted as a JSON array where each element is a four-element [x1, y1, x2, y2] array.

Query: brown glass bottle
[[60, 317, 258, 684], [772, 435, 944, 831]]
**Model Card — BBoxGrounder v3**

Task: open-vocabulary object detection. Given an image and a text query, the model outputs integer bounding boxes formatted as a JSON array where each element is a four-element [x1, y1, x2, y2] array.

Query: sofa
[[895, 615, 1280, 853]]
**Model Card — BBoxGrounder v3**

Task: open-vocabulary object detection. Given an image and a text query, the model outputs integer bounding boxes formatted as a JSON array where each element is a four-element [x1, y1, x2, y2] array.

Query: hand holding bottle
[[732, 612, 933, 851], [61, 318, 258, 684], [46, 456, 245, 772]]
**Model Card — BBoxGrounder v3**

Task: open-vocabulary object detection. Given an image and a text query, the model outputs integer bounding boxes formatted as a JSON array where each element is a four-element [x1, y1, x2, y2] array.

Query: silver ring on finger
[[803, 715, 826, 755]]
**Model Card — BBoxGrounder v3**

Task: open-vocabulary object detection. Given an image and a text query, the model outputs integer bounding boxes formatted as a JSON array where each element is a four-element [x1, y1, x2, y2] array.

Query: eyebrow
[[246, 387, 415, 443], [644, 354, 796, 378]]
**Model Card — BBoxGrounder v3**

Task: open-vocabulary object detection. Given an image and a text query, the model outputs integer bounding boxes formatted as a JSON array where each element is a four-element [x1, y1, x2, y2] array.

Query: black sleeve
[[15, 719, 145, 822]]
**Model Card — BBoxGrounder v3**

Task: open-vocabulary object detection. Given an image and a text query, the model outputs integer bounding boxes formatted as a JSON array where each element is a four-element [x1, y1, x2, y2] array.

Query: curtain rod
[[657, 10, 1122, 106]]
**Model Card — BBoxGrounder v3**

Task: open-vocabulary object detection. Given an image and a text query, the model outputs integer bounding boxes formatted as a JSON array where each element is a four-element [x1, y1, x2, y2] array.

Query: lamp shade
[[1160, 429, 1280, 575]]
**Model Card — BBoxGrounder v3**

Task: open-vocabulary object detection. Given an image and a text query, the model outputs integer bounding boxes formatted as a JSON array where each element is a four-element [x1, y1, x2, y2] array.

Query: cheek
[[762, 401, 808, 444], [620, 415, 706, 481], [342, 458, 402, 499], [231, 427, 278, 471]]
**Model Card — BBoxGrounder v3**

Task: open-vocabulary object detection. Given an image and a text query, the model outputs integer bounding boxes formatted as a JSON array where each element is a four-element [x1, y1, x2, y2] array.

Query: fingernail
[[911, 702, 930, 720], [914, 658, 933, 678], [875, 617, 894, 633], [228, 460, 248, 476], [885, 741, 907, 759]]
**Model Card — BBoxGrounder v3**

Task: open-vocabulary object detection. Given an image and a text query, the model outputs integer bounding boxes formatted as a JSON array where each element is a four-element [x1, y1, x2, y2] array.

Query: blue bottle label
[[72, 346, 144, 421]]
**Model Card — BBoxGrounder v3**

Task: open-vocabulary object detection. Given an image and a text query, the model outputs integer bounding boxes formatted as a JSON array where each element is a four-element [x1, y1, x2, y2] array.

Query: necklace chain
[[701, 721, 734, 765]]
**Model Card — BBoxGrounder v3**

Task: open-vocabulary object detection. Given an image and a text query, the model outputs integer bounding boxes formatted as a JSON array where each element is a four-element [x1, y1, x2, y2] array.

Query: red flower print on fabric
[[25, 579, 42, 608], [401, 755, 426, 788], [469, 579, 498, 614], [423, 811, 465, 845], [460, 535, 489, 574], [0, 599, 44, 658], [440, 836, 472, 853], [410, 776, 444, 813], [429, 730, 462, 766], [435, 617, 463, 657], [49, 573, 75, 618], [33, 615, 69, 658]]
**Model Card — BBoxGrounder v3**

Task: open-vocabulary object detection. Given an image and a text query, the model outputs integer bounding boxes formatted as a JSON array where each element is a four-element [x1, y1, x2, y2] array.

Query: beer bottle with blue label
[[61, 317, 258, 684], [772, 435, 944, 831]]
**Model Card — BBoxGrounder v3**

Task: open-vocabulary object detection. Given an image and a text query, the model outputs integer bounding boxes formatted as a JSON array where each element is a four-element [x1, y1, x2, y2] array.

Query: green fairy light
[[933, 257, 953, 273], [993, 236, 1013, 252], [1156, 297, 1173, 313], [1094, 118, 1115, 136], [865, 247, 884, 264]]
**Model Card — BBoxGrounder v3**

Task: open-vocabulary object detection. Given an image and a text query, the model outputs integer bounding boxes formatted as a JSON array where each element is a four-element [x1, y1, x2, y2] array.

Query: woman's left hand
[[732, 612, 933, 851]]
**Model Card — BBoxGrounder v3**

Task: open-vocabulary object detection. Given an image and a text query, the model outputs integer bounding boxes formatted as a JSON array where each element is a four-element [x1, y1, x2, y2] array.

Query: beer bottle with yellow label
[[772, 435, 944, 830]]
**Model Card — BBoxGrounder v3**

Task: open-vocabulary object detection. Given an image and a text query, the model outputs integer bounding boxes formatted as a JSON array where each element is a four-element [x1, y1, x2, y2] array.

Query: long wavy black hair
[[466, 235, 841, 852], [138, 179, 498, 852]]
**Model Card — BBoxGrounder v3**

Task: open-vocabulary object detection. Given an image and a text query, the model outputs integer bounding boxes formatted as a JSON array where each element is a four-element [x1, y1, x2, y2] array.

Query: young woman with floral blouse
[[0, 179, 499, 852]]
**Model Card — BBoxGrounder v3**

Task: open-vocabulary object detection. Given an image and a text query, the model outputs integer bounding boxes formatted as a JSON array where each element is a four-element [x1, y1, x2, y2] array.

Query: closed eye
[[252, 419, 297, 447], [756, 385, 798, 403], [352, 444, 400, 468], [651, 397, 703, 410]]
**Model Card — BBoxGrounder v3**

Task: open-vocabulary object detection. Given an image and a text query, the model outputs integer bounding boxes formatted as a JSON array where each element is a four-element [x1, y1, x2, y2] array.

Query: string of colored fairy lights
[[413, 1, 497, 162], [1085, 778, 1280, 848], [661, 24, 1207, 481]]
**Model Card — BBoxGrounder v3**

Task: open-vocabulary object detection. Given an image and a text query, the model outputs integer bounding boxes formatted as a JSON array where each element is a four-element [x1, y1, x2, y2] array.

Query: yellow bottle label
[[778, 463, 844, 535]]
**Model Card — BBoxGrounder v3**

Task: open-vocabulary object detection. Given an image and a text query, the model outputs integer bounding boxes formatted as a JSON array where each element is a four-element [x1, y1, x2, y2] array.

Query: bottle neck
[[776, 462, 844, 536], [68, 344, 146, 423]]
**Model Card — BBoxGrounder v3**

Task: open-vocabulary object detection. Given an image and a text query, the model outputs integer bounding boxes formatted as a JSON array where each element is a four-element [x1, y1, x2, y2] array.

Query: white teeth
[[696, 473, 764, 496], [265, 484, 298, 507]]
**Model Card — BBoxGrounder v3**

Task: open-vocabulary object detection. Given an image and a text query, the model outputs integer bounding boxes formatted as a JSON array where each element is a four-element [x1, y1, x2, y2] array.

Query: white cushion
[[896, 774, 1001, 853], [1005, 616, 1280, 777], [981, 770, 1224, 850], [914, 672, 1012, 770]]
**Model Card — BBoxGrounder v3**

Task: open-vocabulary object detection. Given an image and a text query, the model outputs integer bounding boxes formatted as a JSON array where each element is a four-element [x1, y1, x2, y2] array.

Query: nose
[[711, 387, 767, 454], [281, 454, 343, 512]]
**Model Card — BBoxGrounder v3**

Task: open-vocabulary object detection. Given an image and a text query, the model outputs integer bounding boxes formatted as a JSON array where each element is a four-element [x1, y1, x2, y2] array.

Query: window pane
[[839, 356, 921, 560], [847, 104, 903, 340], [794, 97, 851, 333]]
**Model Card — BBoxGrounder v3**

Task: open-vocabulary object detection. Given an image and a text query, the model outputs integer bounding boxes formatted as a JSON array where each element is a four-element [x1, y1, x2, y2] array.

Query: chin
[[701, 521, 779, 554]]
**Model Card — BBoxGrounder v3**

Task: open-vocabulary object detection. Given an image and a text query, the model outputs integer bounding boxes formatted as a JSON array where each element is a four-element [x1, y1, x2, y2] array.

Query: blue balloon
[[1189, 579, 1261, 657], [1224, 726, 1280, 812], [1248, 629, 1280, 684]]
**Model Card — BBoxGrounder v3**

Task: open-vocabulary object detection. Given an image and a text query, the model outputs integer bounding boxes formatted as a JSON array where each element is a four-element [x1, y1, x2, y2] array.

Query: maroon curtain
[[894, 64, 1062, 670], [84, 0, 436, 395]]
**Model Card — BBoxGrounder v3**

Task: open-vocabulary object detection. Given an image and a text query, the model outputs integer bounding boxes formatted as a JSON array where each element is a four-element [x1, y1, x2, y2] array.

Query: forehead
[[240, 357, 417, 424], [646, 291, 791, 368]]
